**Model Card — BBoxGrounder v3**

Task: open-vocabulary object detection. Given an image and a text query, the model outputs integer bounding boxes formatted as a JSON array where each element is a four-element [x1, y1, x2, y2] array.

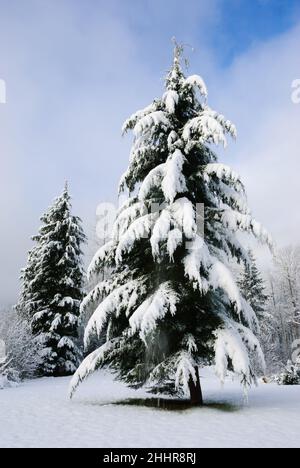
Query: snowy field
[[0, 368, 299, 448]]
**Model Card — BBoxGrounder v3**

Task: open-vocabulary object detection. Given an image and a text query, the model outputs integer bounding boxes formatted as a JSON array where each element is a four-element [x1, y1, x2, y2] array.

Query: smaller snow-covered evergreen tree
[[276, 359, 300, 385], [238, 251, 268, 320], [16, 184, 86, 377], [238, 251, 272, 375]]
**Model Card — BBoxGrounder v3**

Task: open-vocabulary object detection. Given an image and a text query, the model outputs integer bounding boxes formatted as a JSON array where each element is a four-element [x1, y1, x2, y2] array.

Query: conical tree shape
[[238, 250, 268, 320], [70, 46, 271, 402], [16, 184, 86, 376]]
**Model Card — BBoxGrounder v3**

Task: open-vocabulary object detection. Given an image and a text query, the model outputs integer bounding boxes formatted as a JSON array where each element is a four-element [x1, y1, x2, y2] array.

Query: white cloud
[[209, 23, 300, 264]]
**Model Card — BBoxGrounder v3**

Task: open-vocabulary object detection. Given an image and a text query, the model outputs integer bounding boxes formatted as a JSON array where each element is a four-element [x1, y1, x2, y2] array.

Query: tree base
[[188, 366, 203, 406]]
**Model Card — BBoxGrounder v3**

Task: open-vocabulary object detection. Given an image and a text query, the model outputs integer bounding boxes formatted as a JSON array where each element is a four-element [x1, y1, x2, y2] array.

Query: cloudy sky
[[0, 0, 300, 305]]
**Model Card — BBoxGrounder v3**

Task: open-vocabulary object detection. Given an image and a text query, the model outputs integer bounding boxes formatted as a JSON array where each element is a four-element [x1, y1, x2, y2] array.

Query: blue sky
[[106, 0, 300, 65], [211, 0, 300, 63], [0, 0, 300, 304]]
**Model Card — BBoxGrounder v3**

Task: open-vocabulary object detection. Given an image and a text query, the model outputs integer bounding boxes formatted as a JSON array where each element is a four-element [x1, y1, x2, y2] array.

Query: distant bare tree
[[261, 245, 300, 373], [0, 307, 40, 380]]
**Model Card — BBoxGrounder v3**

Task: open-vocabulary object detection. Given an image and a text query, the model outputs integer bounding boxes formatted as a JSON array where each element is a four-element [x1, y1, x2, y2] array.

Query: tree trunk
[[188, 366, 203, 406]]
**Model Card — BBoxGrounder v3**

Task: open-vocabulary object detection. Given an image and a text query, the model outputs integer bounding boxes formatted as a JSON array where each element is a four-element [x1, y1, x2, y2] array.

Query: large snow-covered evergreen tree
[[16, 184, 86, 377], [70, 45, 271, 404], [238, 250, 268, 320]]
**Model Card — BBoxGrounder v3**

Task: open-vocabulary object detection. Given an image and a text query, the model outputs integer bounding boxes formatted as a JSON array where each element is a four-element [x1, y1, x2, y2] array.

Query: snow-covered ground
[[0, 368, 299, 448]]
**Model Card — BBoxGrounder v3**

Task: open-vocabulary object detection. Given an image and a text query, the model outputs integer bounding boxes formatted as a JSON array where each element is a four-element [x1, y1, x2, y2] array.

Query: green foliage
[[16, 184, 86, 376]]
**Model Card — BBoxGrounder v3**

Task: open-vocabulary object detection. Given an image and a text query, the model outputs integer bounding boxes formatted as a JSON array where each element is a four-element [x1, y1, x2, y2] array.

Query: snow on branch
[[162, 150, 187, 203], [129, 282, 179, 341], [84, 281, 140, 348], [214, 323, 265, 385], [57, 336, 75, 350], [184, 74, 208, 98], [112, 201, 147, 241], [183, 235, 211, 292], [133, 111, 170, 137], [139, 164, 165, 201], [150, 209, 172, 259], [167, 228, 183, 260], [122, 103, 157, 135], [32, 309, 49, 324], [210, 259, 242, 312], [175, 351, 197, 395], [87, 241, 114, 280], [69, 339, 118, 398], [221, 210, 273, 248], [214, 328, 251, 385], [203, 163, 243, 189], [50, 314, 61, 331], [115, 213, 156, 264], [139, 149, 187, 204], [240, 297, 260, 332], [167, 130, 183, 152], [183, 107, 237, 149], [183, 334, 198, 354], [58, 296, 74, 308], [170, 197, 197, 239], [80, 279, 112, 314], [163, 90, 179, 114], [217, 180, 249, 214]]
